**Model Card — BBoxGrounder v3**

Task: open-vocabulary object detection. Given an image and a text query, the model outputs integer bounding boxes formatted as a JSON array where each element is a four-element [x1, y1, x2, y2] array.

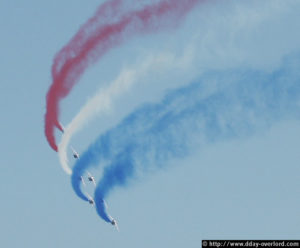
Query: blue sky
[[1, 1, 300, 248]]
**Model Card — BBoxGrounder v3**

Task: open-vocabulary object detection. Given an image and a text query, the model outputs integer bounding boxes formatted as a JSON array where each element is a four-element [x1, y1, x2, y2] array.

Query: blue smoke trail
[[72, 52, 300, 222]]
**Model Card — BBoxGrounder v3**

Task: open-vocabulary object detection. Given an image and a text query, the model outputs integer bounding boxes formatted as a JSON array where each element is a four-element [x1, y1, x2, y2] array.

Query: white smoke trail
[[57, 53, 188, 174]]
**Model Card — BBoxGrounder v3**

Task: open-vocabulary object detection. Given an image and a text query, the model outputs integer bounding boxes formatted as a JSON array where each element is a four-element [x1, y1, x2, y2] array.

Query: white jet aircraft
[[85, 193, 94, 205], [87, 172, 96, 186], [71, 146, 79, 159], [111, 219, 119, 231]]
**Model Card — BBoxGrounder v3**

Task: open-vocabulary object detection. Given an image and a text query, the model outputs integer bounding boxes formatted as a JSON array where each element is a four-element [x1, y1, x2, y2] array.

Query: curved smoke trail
[[58, 51, 193, 175], [45, 0, 200, 151], [57, 57, 156, 175], [72, 52, 300, 222], [45, 0, 124, 151], [58, 67, 136, 175]]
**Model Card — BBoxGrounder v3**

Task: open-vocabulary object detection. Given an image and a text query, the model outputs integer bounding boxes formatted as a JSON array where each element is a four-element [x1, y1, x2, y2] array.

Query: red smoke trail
[[45, 0, 199, 151]]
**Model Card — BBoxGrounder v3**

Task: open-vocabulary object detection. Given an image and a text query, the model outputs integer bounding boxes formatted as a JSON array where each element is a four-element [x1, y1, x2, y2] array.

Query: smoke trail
[[97, 198, 114, 223], [45, 0, 200, 151], [45, 0, 124, 151], [57, 67, 133, 175], [58, 0, 300, 174], [57, 57, 152, 175], [71, 52, 300, 221], [58, 51, 192, 175]]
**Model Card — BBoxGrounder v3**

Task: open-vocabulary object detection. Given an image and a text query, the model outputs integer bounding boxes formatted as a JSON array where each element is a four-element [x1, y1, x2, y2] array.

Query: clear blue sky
[[0, 1, 300, 248]]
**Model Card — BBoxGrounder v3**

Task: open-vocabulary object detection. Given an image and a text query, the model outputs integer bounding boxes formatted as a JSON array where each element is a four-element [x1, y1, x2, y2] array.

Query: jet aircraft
[[86, 193, 94, 205], [111, 219, 119, 231], [71, 146, 79, 159], [87, 172, 96, 186]]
